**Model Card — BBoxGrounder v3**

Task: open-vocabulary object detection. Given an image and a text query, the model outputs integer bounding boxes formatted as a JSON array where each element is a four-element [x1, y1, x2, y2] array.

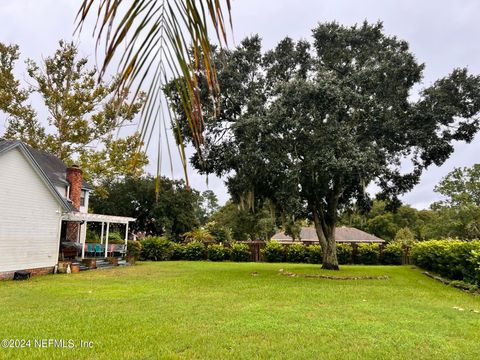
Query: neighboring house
[[0, 140, 135, 279], [271, 226, 385, 244]]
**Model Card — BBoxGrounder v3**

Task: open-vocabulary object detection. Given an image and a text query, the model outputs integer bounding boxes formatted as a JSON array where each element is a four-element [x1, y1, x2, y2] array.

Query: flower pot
[[82, 259, 97, 269], [70, 263, 80, 273]]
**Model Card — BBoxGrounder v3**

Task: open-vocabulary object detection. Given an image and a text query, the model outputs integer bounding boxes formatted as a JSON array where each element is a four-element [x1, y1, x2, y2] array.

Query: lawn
[[1, 262, 480, 359]]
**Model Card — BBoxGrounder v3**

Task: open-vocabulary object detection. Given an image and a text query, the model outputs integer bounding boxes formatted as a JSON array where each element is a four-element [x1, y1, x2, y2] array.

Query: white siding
[[0, 148, 63, 272], [79, 190, 89, 213]]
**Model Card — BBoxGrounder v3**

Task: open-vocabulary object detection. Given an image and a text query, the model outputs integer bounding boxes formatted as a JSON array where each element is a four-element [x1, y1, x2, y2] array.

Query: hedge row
[[140, 237, 251, 262], [261, 241, 403, 265], [411, 240, 480, 285], [139, 237, 404, 265]]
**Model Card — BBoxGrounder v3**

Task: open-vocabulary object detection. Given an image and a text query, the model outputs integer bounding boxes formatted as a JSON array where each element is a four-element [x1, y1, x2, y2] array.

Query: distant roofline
[[271, 226, 385, 243]]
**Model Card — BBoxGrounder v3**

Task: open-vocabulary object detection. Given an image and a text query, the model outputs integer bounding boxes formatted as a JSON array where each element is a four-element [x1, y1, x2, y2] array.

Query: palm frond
[[76, 0, 232, 188]]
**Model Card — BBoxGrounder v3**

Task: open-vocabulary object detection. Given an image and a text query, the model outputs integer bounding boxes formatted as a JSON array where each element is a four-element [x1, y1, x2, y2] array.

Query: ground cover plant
[[1, 262, 480, 359]]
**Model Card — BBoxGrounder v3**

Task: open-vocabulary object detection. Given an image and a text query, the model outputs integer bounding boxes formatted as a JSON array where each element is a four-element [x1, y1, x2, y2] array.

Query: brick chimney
[[66, 165, 83, 210]]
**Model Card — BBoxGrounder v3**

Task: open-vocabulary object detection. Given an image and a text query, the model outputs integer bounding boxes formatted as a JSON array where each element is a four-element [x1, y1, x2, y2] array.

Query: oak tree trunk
[[312, 208, 339, 270]]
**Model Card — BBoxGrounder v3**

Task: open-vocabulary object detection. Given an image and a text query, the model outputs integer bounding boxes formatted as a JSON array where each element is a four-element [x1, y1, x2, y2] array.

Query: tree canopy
[[0, 41, 147, 191], [166, 21, 480, 269], [90, 176, 201, 240]]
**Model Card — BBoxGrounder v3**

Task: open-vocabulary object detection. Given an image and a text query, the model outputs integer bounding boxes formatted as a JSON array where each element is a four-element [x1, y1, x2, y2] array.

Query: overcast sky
[[1, 1, 480, 209]]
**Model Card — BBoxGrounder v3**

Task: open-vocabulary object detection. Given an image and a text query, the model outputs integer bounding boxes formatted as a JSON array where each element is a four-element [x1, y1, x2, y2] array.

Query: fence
[[238, 241, 411, 264]]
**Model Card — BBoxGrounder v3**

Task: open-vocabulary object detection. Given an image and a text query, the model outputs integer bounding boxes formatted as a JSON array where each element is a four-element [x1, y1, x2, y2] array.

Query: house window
[[80, 190, 86, 207]]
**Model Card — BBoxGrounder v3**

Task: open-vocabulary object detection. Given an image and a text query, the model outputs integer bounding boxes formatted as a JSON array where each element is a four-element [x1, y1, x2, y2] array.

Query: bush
[[184, 241, 206, 260], [306, 245, 323, 264], [383, 242, 403, 265], [207, 243, 227, 261], [108, 231, 124, 244], [86, 228, 100, 243], [286, 243, 307, 263], [230, 242, 251, 262], [336, 243, 353, 264], [261, 241, 285, 262], [126, 240, 142, 259], [171, 242, 185, 260], [357, 244, 380, 265], [140, 237, 173, 261], [205, 221, 233, 244], [411, 240, 480, 284]]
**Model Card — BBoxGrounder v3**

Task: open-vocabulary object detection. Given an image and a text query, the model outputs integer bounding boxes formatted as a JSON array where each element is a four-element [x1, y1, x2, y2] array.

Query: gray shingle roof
[[0, 139, 91, 190], [272, 226, 385, 243]]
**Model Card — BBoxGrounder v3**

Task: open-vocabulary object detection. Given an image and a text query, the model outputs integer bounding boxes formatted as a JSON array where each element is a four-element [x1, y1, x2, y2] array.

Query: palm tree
[[76, 0, 232, 187]]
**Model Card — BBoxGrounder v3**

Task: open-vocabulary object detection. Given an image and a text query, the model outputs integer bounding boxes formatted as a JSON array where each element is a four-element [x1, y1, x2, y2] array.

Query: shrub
[[411, 240, 480, 284], [306, 245, 323, 264], [140, 237, 173, 261], [183, 240, 206, 260], [207, 243, 227, 261], [86, 228, 100, 243], [183, 228, 215, 244], [357, 244, 380, 265], [336, 243, 353, 264], [126, 240, 142, 259], [108, 231, 124, 244], [286, 243, 307, 263], [205, 221, 233, 244], [171, 242, 185, 260], [382, 242, 404, 265], [230, 242, 251, 262], [261, 241, 285, 262]]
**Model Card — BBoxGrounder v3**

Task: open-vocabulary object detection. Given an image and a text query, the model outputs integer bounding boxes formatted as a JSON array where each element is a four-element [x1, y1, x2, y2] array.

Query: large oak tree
[[167, 22, 480, 269]]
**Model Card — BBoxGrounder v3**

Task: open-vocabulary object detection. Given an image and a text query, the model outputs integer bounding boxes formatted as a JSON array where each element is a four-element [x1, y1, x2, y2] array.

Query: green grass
[[1, 262, 480, 359]]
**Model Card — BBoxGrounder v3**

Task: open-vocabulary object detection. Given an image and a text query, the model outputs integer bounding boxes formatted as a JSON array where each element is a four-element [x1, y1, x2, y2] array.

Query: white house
[[0, 140, 135, 279]]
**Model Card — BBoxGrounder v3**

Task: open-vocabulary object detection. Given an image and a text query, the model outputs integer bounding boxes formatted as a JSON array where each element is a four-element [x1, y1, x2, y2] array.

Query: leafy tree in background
[[0, 41, 147, 191], [167, 22, 480, 269], [394, 227, 416, 247], [209, 202, 276, 241], [434, 165, 480, 207], [204, 221, 233, 243], [90, 176, 200, 240], [195, 190, 220, 224], [430, 164, 480, 239], [0, 43, 41, 147]]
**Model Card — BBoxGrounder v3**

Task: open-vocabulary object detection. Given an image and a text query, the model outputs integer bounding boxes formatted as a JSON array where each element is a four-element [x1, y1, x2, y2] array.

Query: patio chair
[[107, 244, 116, 257], [95, 244, 104, 257], [87, 243, 96, 257]]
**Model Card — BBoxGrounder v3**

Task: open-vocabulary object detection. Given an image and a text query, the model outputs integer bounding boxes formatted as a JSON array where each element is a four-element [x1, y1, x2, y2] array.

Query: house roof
[[272, 226, 385, 243], [0, 140, 76, 212], [0, 140, 92, 190]]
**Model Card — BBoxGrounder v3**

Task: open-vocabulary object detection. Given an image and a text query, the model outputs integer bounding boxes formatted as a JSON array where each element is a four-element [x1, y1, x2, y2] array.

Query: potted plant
[[126, 240, 142, 265]]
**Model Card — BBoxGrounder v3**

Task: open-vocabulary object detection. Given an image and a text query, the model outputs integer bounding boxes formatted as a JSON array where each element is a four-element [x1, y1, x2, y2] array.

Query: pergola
[[62, 212, 136, 259]]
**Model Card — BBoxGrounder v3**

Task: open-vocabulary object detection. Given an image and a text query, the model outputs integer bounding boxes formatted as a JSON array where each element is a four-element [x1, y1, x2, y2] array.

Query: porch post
[[81, 221, 86, 259], [124, 222, 129, 256], [104, 222, 110, 258], [100, 222, 104, 245]]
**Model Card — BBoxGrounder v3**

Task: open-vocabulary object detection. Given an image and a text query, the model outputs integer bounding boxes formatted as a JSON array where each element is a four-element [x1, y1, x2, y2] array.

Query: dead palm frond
[[76, 0, 232, 188]]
